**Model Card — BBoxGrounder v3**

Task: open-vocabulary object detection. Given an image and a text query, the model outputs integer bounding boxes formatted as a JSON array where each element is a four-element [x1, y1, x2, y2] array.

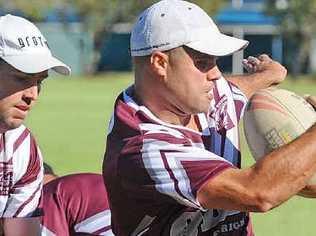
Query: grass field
[[25, 73, 316, 236]]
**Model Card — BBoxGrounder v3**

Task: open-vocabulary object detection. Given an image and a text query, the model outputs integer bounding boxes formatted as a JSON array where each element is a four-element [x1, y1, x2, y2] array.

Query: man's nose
[[207, 66, 222, 81], [22, 85, 38, 104]]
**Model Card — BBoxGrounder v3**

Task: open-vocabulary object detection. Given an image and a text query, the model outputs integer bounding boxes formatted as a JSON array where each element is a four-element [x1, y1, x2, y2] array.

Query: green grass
[[26, 72, 133, 175], [25, 73, 316, 236]]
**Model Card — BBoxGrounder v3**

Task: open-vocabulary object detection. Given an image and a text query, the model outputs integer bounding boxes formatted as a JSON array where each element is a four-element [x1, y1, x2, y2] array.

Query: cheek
[[0, 101, 5, 114], [185, 75, 206, 95], [169, 61, 206, 99], [0, 100, 10, 121], [0, 93, 20, 110]]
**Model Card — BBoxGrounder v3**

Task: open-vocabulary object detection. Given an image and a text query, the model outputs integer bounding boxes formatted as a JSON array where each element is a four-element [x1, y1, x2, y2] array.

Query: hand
[[242, 54, 287, 86], [304, 95, 316, 110], [242, 54, 274, 73], [242, 56, 261, 73]]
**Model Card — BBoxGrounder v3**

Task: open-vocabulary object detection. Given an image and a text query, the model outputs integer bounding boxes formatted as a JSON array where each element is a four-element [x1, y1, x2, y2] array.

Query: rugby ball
[[243, 87, 316, 187]]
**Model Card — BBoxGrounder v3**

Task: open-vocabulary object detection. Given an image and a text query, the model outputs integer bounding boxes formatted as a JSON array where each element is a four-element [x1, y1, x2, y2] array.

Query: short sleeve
[[119, 130, 234, 210], [3, 134, 43, 218]]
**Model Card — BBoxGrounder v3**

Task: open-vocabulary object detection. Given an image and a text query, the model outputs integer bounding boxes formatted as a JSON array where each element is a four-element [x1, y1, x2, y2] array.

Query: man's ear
[[149, 51, 169, 77]]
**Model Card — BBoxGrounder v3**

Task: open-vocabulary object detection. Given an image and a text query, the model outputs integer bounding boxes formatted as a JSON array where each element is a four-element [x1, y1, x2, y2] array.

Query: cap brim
[[2, 53, 71, 75], [185, 31, 249, 57]]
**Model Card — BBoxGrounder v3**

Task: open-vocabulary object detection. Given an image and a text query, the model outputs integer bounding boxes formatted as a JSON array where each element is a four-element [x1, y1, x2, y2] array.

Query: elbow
[[252, 200, 273, 213], [249, 190, 276, 213]]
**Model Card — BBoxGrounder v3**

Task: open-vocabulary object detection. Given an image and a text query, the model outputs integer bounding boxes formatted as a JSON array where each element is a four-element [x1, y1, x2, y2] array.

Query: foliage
[[265, 0, 316, 74], [0, 0, 226, 32], [0, 0, 54, 20]]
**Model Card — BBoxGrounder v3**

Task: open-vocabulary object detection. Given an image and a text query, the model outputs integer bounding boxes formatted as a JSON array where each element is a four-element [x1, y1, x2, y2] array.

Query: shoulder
[[4, 124, 31, 144], [43, 173, 109, 219], [4, 125, 39, 152], [5, 125, 42, 183], [59, 173, 104, 187], [44, 173, 106, 196]]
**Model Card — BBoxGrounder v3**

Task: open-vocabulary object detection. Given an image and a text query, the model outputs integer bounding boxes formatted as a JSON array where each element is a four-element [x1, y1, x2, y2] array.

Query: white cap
[[130, 0, 249, 57], [0, 14, 71, 75]]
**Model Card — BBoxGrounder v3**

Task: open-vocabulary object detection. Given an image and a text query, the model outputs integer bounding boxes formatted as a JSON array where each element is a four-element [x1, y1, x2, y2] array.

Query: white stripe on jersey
[[0, 125, 26, 161], [139, 123, 185, 139], [74, 210, 113, 235], [213, 77, 247, 155], [40, 225, 56, 236], [3, 170, 42, 217], [131, 215, 156, 236], [11, 129, 31, 185], [218, 78, 240, 152], [0, 196, 9, 216], [4, 149, 43, 217], [0, 125, 43, 217], [141, 139, 231, 209], [107, 112, 115, 135]]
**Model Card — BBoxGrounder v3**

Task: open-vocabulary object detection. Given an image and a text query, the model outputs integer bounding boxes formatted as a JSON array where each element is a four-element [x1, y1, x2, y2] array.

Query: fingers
[[243, 54, 287, 87], [248, 56, 261, 65], [242, 56, 261, 73], [242, 59, 255, 73], [258, 54, 273, 62]]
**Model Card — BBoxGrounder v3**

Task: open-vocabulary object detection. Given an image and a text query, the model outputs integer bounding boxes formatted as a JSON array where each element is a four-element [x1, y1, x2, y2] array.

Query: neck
[[0, 125, 7, 134], [133, 86, 200, 131]]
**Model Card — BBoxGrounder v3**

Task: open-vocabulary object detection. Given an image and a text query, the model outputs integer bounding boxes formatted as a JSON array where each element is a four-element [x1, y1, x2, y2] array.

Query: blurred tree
[[0, 0, 54, 20], [0, 0, 227, 73], [265, 0, 316, 75]]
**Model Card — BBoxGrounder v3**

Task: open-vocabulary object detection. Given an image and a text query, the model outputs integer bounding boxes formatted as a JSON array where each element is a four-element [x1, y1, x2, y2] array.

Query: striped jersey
[[103, 77, 254, 236], [41, 173, 113, 236], [0, 124, 43, 218]]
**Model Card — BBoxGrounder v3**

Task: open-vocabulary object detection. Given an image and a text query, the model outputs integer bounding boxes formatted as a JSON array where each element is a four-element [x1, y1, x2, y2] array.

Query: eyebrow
[[184, 47, 215, 59], [37, 73, 49, 79], [12, 70, 49, 79], [192, 54, 217, 61]]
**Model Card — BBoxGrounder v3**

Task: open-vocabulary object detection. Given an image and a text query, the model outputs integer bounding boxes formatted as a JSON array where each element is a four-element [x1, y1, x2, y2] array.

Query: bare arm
[[197, 123, 316, 212], [3, 217, 41, 236], [225, 54, 287, 98]]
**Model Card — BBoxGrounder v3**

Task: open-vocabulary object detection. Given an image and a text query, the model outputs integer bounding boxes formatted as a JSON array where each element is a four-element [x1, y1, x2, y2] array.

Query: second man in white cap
[[0, 14, 70, 235]]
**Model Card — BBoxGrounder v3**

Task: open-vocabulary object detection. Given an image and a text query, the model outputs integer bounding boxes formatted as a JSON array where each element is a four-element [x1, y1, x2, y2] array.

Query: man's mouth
[[15, 105, 29, 112]]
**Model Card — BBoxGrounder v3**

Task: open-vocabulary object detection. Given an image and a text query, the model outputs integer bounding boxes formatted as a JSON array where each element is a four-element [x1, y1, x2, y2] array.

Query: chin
[[190, 107, 209, 115], [185, 101, 211, 115], [198, 103, 212, 114], [5, 119, 24, 130]]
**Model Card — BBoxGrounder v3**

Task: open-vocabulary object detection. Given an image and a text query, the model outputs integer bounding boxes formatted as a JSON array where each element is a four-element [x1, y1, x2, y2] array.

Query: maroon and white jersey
[[0, 124, 43, 218], [103, 77, 254, 236], [41, 173, 113, 236]]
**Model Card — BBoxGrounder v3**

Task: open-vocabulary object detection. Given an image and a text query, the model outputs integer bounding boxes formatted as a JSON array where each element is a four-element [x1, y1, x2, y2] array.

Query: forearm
[[226, 72, 275, 98], [251, 123, 316, 204], [225, 55, 287, 98], [198, 123, 316, 212]]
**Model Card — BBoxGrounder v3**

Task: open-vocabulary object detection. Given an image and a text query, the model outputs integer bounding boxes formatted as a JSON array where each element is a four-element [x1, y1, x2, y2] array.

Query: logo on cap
[[17, 36, 49, 49]]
